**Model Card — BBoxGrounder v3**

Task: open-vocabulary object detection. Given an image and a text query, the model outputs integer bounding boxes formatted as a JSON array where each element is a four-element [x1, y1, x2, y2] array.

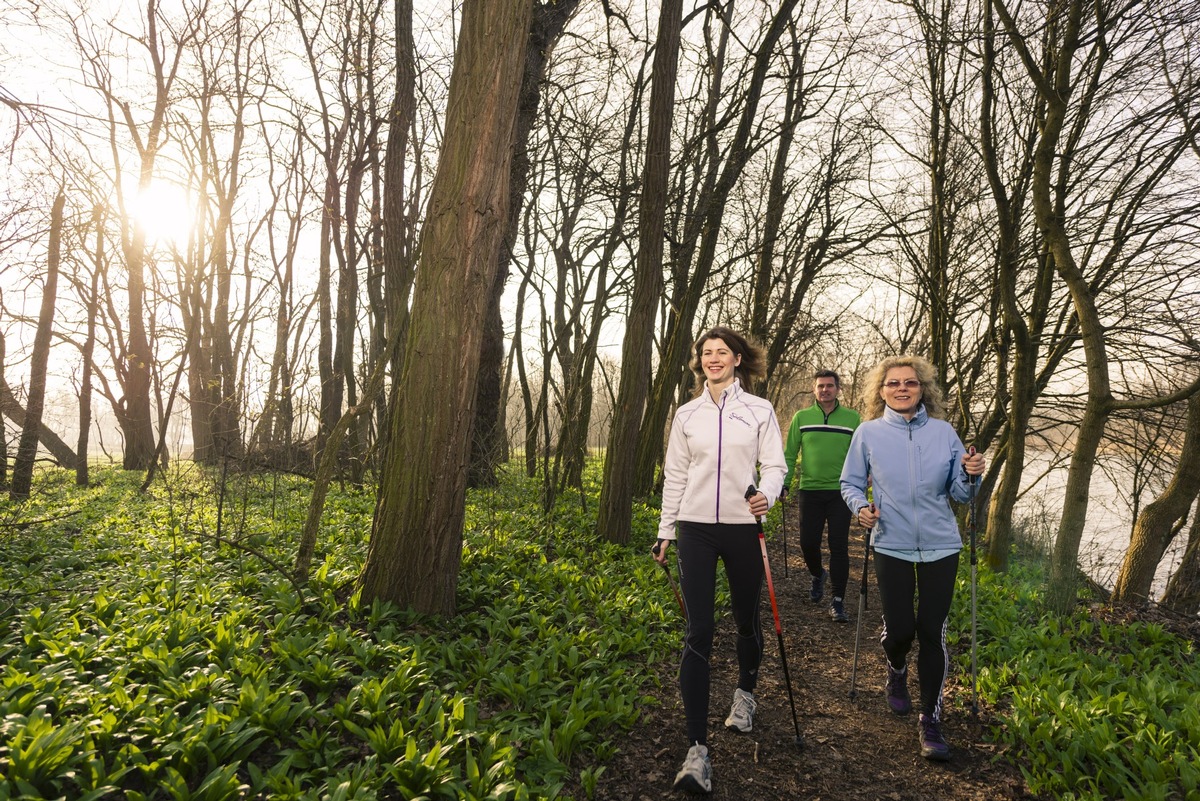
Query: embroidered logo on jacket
[[727, 411, 753, 428]]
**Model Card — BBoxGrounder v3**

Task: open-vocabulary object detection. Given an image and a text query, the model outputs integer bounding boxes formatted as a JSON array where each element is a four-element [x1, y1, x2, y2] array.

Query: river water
[[1015, 450, 1186, 599]]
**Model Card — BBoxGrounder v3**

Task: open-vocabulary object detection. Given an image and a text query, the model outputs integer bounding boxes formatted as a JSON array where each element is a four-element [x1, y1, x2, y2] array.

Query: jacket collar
[[707, 377, 742, 405], [882, 402, 928, 428]]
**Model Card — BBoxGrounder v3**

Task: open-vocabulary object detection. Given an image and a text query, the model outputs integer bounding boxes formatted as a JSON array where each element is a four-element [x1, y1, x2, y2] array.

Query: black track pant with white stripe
[[873, 550, 959, 722]]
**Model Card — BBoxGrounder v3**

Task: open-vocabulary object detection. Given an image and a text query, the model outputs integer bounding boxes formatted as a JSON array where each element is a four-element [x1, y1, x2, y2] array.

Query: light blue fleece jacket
[[839, 404, 971, 553]]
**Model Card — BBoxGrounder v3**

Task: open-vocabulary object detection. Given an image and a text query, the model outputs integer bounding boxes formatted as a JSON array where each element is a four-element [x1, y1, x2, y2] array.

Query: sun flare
[[127, 182, 196, 246]]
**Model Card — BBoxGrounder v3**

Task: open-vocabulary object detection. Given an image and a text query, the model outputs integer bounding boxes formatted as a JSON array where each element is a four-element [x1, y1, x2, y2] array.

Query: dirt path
[[588, 508, 1037, 800]]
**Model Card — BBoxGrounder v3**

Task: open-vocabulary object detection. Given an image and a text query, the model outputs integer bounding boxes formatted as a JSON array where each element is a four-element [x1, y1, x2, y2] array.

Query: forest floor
[[582, 507, 1040, 801]]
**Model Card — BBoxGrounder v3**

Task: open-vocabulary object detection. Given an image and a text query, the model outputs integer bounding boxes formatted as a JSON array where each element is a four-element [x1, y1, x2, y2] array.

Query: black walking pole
[[782, 492, 789, 579], [848, 504, 875, 701], [652, 540, 687, 621], [746, 485, 804, 748], [968, 446, 980, 723]]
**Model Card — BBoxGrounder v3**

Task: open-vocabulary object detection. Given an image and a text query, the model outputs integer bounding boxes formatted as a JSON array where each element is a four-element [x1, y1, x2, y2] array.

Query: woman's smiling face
[[880, 366, 923, 417], [701, 338, 740, 387]]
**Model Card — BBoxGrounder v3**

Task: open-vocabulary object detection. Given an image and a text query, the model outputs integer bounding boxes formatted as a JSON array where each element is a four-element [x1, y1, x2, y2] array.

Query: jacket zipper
[[907, 419, 922, 549], [715, 392, 725, 521]]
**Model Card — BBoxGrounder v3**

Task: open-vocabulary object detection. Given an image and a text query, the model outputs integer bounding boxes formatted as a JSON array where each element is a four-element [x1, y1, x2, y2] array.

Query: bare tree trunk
[[992, 0, 1197, 610], [317, 144, 346, 452], [633, 0, 802, 495], [749, 22, 802, 361], [77, 205, 103, 486], [469, 0, 583, 489], [914, 0, 958, 386], [992, 0, 1113, 610], [359, 0, 535, 616], [208, 148, 247, 462], [979, 2, 1050, 571], [595, 0, 684, 545], [11, 193, 66, 500], [1112, 393, 1200, 603], [1161, 509, 1200, 615], [295, 332, 399, 579], [511, 271, 540, 477], [383, 0, 418, 379], [556, 72, 642, 490], [0, 368, 79, 470], [250, 132, 305, 460], [109, 0, 190, 470]]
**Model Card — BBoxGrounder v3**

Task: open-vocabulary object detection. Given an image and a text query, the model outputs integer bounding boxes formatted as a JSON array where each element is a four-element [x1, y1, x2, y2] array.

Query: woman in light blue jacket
[[840, 355, 984, 762]]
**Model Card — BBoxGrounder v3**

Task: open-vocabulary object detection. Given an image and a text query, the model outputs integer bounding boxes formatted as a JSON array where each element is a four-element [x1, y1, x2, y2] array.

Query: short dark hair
[[814, 369, 840, 387]]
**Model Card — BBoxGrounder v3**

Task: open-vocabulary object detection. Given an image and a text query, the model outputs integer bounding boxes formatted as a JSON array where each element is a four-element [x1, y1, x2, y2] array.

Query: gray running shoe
[[724, 687, 756, 733], [672, 743, 712, 794], [829, 596, 849, 623]]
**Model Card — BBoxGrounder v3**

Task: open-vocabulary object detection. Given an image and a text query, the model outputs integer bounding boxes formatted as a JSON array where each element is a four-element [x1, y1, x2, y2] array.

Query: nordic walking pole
[[848, 504, 875, 701], [968, 446, 980, 723], [782, 491, 789, 579], [746, 485, 804, 748], [652, 540, 687, 621]]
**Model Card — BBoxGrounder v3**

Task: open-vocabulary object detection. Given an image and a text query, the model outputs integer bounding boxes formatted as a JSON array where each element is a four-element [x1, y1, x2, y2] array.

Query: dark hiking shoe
[[810, 569, 827, 603], [829, 597, 849, 623], [886, 663, 912, 715], [673, 743, 712, 794], [919, 714, 951, 761]]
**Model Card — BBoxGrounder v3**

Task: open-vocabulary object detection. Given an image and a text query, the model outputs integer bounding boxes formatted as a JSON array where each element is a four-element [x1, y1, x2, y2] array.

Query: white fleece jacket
[[658, 379, 787, 540]]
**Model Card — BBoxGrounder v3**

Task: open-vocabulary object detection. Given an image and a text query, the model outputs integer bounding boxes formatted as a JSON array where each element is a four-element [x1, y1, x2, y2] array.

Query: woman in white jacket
[[652, 327, 787, 795]]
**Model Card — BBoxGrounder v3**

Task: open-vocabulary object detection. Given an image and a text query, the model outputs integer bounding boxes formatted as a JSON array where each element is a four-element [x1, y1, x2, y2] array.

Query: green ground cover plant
[[950, 553, 1200, 801], [2, 465, 1197, 800], [0, 465, 671, 800]]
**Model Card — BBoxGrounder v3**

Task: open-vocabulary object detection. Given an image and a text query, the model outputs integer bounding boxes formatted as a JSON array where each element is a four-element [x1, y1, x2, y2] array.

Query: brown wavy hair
[[862, 355, 946, 420], [689, 327, 766, 395]]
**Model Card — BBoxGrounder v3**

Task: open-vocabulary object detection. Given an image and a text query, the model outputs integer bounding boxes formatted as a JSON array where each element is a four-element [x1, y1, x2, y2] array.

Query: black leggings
[[873, 551, 959, 722], [799, 489, 851, 597], [676, 521, 764, 745]]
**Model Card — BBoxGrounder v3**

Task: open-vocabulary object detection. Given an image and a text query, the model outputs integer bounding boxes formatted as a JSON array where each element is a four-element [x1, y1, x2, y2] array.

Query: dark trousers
[[799, 489, 851, 598], [676, 521, 764, 745], [874, 550, 959, 722]]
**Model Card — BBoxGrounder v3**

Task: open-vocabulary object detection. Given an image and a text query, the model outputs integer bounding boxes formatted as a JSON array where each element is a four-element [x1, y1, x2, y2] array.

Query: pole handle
[[745, 484, 764, 522]]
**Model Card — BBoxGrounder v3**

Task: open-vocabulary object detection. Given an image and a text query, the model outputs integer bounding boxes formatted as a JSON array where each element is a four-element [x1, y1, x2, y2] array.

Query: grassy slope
[[0, 465, 1197, 800]]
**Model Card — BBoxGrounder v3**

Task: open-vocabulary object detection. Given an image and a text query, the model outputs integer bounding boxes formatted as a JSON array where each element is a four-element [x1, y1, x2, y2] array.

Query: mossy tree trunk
[[359, 0, 535, 616], [1112, 394, 1200, 604]]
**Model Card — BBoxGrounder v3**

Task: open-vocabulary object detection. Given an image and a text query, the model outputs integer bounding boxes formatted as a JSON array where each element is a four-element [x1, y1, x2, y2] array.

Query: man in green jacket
[[783, 370, 861, 622]]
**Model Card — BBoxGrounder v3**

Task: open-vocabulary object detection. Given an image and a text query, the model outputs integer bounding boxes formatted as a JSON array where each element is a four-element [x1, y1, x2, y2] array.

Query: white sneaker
[[723, 687, 756, 733], [672, 743, 712, 794]]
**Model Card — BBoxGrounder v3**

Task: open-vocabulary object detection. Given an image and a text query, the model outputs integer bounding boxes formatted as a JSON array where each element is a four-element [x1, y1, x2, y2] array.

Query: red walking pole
[[746, 485, 804, 748]]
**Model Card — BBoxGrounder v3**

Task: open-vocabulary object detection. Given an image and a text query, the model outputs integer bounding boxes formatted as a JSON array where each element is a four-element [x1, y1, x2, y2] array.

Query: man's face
[[814, 376, 839, 404]]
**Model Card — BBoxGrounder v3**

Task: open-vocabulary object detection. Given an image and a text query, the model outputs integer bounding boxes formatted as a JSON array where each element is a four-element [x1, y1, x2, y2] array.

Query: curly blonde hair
[[862, 355, 947, 420]]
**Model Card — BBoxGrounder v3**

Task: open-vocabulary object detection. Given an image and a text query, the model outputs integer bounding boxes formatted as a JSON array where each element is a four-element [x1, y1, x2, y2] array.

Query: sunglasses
[[883, 379, 921, 389]]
